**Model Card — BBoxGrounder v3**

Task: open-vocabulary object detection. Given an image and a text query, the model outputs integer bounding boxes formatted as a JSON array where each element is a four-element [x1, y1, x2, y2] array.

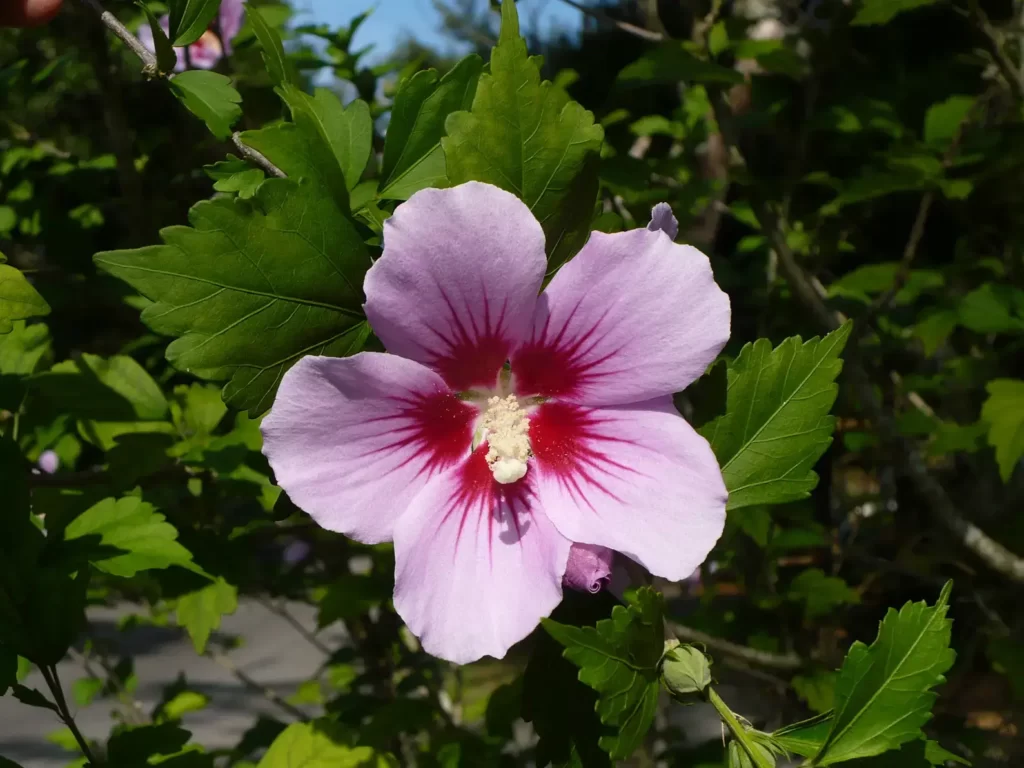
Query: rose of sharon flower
[[138, 0, 245, 72], [261, 182, 730, 663]]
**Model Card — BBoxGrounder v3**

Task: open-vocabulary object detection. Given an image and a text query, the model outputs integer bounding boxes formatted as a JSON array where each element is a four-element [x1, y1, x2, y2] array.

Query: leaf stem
[[77, 0, 158, 72], [40, 663, 100, 764], [706, 686, 773, 768]]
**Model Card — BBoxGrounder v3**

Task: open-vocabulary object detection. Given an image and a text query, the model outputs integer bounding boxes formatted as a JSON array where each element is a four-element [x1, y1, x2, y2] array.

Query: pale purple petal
[[648, 203, 678, 240], [530, 397, 726, 581], [261, 353, 477, 544], [187, 31, 224, 70], [563, 543, 613, 593], [513, 227, 729, 406], [37, 450, 59, 475], [365, 182, 546, 391], [218, 0, 246, 54], [393, 450, 571, 663]]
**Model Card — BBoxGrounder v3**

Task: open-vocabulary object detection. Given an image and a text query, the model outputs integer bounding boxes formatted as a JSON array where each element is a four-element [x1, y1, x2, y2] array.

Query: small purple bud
[[37, 450, 59, 475], [563, 543, 614, 594], [647, 203, 679, 241]]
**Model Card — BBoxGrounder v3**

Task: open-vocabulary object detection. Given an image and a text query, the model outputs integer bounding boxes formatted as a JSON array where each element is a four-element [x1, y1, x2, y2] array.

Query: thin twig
[[68, 645, 148, 725], [40, 664, 101, 764], [555, 0, 664, 42], [78, 0, 285, 180], [78, 0, 158, 73], [232, 133, 286, 178], [257, 597, 332, 656], [969, 0, 1024, 101], [669, 622, 804, 671], [206, 647, 309, 722]]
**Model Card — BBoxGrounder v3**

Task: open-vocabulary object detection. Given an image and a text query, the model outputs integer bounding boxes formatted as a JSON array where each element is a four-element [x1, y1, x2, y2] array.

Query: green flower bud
[[660, 641, 711, 699]]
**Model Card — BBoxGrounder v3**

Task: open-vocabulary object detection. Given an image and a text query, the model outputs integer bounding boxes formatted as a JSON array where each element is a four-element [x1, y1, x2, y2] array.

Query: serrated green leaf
[[257, 720, 380, 767], [138, 2, 178, 73], [442, 0, 603, 270], [94, 179, 371, 415], [246, 5, 295, 86], [981, 379, 1024, 482], [543, 587, 664, 760], [773, 712, 833, 757], [380, 54, 483, 200], [618, 43, 745, 86], [924, 96, 973, 145], [64, 496, 207, 578], [852, 0, 942, 26], [168, 0, 221, 46], [0, 263, 49, 334], [281, 87, 372, 193], [169, 71, 242, 140], [177, 577, 237, 653], [812, 582, 956, 765], [700, 323, 851, 510], [213, 168, 265, 199], [958, 284, 1024, 334], [34, 353, 168, 422]]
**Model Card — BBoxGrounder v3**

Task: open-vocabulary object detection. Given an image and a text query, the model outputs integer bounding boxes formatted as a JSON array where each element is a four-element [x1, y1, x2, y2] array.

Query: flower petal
[[530, 397, 726, 581], [512, 228, 730, 405], [365, 182, 547, 391], [393, 449, 570, 663], [261, 352, 476, 544], [563, 543, 614, 593]]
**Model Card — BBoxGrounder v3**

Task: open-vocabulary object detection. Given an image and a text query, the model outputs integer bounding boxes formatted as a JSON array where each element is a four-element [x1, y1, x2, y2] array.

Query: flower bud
[[661, 641, 711, 699]]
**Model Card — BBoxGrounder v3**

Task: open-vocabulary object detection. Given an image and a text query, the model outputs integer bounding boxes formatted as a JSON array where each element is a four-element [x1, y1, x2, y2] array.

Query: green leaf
[[543, 587, 664, 760], [168, 0, 221, 46], [317, 575, 391, 628], [924, 96, 973, 145], [442, 0, 603, 270], [0, 263, 49, 334], [176, 577, 238, 653], [169, 71, 242, 140], [257, 720, 380, 767], [11, 684, 58, 712], [773, 712, 833, 757], [981, 379, 1024, 482], [958, 284, 1024, 334], [246, 5, 295, 86], [213, 168, 265, 199], [34, 353, 168, 422], [842, 739, 970, 767], [281, 87, 372, 192], [94, 179, 372, 415], [138, 2, 179, 73], [828, 263, 942, 306], [618, 44, 745, 86], [792, 671, 838, 714], [158, 690, 210, 721], [700, 322, 851, 511], [64, 496, 207, 578], [72, 676, 104, 707], [380, 54, 483, 200], [852, 0, 943, 26], [812, 582, 956, 765], [0, 321, 51, 375], [788, 569, 860, 619], [108, 723, 191, 763]]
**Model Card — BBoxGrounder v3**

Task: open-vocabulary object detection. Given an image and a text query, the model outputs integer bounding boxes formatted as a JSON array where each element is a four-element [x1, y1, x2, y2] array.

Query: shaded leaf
[[788, 569, 860, 619], [442, 0, 603, 270], [170, 71, 242, 140], [94, 180, 371, 415], [981, 379, 1024, 482], [700, 323, 851, 510], [543, 587, 664, 760], [168, 0, 221, 47], [139, 2, 179, 73], [246, 5, 295, 86], [852, 0, 943, 26], [618, 44, 745, 86]]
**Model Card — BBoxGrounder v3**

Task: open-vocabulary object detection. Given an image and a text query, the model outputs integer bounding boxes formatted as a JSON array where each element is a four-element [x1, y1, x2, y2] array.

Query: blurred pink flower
[[138, 0, 245, 72], [37, 449, 59, 474], [261, 182, 731, 663]]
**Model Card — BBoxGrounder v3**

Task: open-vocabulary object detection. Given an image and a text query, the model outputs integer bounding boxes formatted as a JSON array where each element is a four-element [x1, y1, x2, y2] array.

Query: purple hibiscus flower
[[260, 181, 731, 663]]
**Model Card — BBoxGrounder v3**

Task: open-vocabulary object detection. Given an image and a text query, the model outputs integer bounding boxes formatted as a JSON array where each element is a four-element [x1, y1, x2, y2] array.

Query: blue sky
[[292, 0, 583, 61]]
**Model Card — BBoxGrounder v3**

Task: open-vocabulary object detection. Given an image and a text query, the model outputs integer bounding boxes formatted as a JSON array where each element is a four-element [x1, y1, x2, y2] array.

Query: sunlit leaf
[[0, 264, 49, 334], [442, 0, 603, 270], [169, 71, 242, 140], [981, 379, 1024, 482], [700, 323, 851, 510], [177, 578, 237, 654], [257, 720, 382, 767]]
